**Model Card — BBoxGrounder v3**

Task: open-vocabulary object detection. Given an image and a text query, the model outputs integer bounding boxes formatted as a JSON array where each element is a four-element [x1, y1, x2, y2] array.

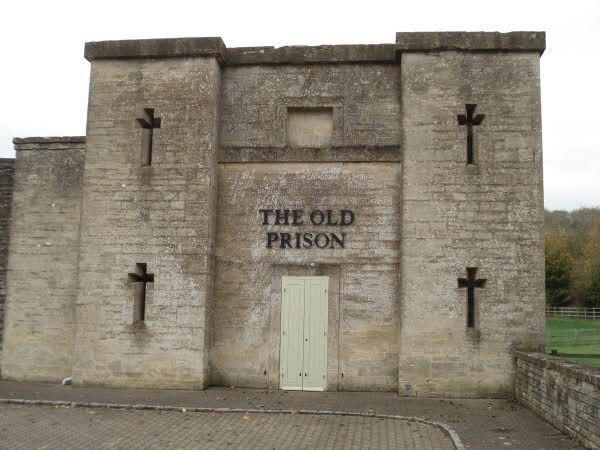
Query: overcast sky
[[1, 0, 598, 211]]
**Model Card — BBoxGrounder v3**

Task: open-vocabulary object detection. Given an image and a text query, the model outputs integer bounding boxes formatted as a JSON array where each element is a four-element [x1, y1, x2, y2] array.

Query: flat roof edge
[[84, 37, 227, 62], [13, 136, 87, 145], [83, 32, 546, 64], [396, 31, 545, 54], [226, 44, 397, 65]]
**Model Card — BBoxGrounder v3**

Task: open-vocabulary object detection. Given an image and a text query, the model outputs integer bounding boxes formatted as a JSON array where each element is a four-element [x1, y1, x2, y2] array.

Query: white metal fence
[[546, 307, 600, 320]]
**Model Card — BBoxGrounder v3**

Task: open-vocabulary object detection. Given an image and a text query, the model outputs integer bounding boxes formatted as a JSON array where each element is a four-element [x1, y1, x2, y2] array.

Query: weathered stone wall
[[212, 162, 401, 391], [515, 352, 600, 450], [72, 55, 221, 389], [0, 158, 15, 365], [220, 64, 401, 162], [212, 61, 402, 391], [2, 138, 85, 381], [399, 51, 545, 397]]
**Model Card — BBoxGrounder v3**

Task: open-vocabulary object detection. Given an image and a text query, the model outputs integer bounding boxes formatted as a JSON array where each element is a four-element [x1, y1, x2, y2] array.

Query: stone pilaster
[[73, 39, 224, 388], [398, 32, 545, 397]]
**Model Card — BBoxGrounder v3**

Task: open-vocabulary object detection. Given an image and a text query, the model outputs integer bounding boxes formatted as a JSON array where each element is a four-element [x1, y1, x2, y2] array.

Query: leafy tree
[[571, 223, 600, 307], [545, 231, 575, 306], [545, 207, 600, 250]]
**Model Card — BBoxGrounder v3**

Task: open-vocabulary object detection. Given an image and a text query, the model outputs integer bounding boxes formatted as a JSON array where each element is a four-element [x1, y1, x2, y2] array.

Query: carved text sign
[[259, 209, 354, 249]]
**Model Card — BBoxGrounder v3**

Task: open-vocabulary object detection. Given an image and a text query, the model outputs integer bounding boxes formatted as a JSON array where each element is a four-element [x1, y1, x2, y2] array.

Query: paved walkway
[[0, 381, 583, 449], [0, 403, 454, 450]]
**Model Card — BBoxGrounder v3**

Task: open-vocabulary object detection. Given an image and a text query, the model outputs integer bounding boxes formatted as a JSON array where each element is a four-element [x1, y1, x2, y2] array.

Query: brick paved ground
[[0, 404, 454, 450], [0, 381, 583, 449]]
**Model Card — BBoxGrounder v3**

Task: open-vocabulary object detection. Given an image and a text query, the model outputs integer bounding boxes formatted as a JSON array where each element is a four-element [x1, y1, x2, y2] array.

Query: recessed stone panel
[[211, 162, 401, 391], [287, 108, 333, 148]]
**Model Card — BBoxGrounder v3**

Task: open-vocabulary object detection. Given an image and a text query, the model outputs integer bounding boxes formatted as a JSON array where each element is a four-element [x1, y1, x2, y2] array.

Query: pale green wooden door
[[302, 278, 328, 391], [280, 276, 328, 391], [280, 277, 305, 390]]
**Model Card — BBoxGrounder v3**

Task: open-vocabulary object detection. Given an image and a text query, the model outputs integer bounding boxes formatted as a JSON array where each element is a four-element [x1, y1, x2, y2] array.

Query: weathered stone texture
[[515, 352, 600, 450], [219, 64, 401, 162], [399, 52, 545, 397], [287, 108, 333, 148], [225, 44, 397, 65], [85, 37, 226, 61], [0, 158, 15, 365], [2, 139, 85, 381], [72, 57, 221, 389], [395, 31, 545, 53], [84, 32, 545, 63], [212, 163, 401, 391]]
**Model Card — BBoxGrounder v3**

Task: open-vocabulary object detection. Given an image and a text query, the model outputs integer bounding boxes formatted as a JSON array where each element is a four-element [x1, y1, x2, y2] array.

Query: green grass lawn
[[547, 317, 600, 331], [545, 318, 600, 367]]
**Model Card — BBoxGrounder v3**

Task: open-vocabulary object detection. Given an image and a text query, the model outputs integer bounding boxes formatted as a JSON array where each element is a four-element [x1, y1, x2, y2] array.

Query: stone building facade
[[0, 32, 546, 397]]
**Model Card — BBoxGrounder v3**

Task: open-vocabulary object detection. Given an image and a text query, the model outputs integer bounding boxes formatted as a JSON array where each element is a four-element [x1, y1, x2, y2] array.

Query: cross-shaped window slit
[[458, 267, 486, 329], [127, 263, 154, 323], [136, 108, 161, 166], [457, 104, 485, 165]]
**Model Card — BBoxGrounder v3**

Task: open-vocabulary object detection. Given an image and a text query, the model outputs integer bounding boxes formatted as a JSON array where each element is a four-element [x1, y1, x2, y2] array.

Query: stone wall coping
[[85, 37, 226, 62], [13, 137, 86, 145], [84, 32, 545, 64], [514, 351, 600, 386], [396, 31, 545, 54], [226, 44, 397, 65]]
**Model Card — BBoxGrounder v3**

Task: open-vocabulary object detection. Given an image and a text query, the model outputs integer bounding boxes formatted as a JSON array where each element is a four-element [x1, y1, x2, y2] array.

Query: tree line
[[545, 207, 600, 307]]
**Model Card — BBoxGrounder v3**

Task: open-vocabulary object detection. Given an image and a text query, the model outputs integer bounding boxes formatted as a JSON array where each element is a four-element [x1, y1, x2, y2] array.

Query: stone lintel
[[84, 37, 227, 62], [396, 31, 546, 54]]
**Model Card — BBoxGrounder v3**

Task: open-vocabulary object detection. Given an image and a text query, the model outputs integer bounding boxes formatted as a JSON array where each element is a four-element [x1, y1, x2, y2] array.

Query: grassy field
[[545, 318, 600, 367]]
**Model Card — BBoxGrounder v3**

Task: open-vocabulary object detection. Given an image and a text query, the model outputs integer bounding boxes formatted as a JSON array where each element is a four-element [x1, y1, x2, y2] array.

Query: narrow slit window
[[127, 263, 154, 323], [136, 108, 161, 166], [457, 104, 485, 165], [458, 267, 486, 329]]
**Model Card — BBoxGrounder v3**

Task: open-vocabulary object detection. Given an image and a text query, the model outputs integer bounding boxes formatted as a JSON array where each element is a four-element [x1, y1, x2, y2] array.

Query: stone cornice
[[396, 31, 545, 54], [84, 37, 226, 62], [83, 32, 545, 65]]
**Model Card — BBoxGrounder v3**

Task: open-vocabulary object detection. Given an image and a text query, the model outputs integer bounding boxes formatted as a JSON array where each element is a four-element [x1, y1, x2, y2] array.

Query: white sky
[[1, 0, 598, 211]]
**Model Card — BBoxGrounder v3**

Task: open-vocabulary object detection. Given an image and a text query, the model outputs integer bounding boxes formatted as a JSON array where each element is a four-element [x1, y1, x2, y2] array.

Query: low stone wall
[[2, 138, 85, 382], [515, 351, 600, 449]]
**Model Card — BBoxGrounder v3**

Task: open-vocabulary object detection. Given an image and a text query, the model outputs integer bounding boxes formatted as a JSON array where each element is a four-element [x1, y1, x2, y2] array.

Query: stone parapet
[[515, 351, 600, 449], [396, 31, 545, 54], [84, 32, 545, 66], [13, 137, 86, 144], [84, 37, 226, 62], [225, 44, 397, 65], [12, 137, 86, 152]]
